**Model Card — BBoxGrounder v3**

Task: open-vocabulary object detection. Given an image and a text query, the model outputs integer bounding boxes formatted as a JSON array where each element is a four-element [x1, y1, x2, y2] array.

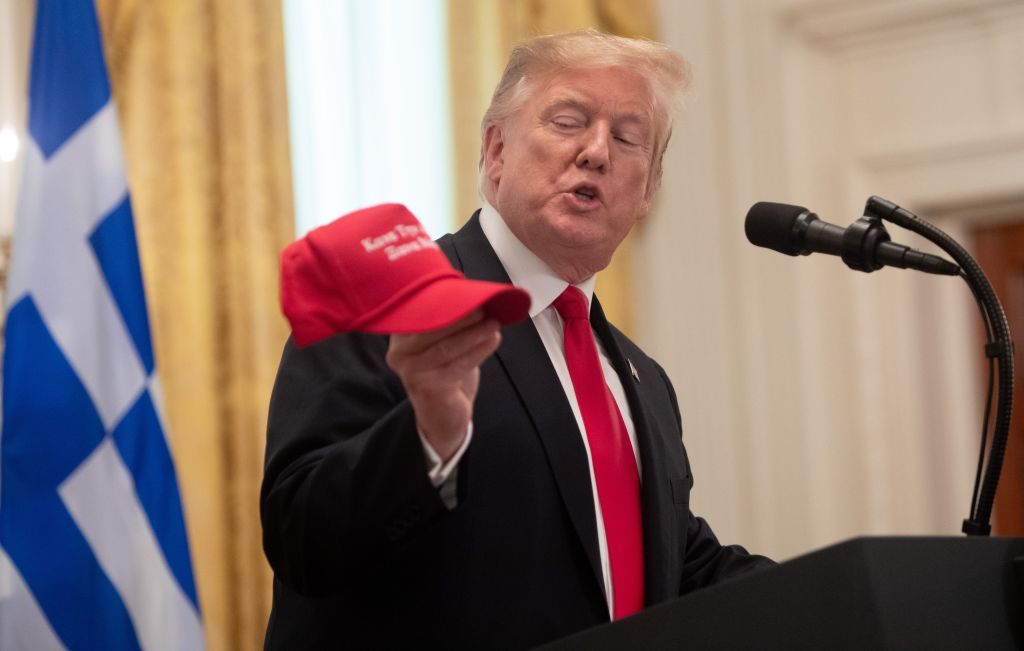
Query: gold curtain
[[95, 1, 293, 649], [448, 0, 656, 336]]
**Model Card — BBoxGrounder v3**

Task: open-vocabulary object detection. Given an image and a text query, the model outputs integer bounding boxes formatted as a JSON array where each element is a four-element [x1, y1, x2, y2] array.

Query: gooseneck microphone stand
[[864, 196, 1014, 536]]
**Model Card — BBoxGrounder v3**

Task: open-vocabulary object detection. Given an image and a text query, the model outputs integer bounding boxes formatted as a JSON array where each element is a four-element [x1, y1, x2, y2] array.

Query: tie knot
[[553, 286, 589, 321]]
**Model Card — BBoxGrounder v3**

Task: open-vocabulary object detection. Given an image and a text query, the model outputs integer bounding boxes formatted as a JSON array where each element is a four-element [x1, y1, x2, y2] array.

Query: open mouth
[[570, 185, 599, 202]]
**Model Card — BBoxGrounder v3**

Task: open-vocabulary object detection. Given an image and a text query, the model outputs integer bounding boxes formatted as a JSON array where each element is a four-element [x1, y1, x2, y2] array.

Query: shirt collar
[[478, 201, 596, 318]]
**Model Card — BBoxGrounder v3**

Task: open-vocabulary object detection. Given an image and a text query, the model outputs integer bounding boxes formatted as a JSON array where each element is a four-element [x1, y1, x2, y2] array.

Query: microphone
[[745, 201, 960, 276]]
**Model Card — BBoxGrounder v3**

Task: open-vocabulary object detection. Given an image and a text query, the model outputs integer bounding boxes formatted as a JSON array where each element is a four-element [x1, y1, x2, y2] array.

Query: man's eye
[[552, 118, 582, 129], [615, 134, 639, 146]]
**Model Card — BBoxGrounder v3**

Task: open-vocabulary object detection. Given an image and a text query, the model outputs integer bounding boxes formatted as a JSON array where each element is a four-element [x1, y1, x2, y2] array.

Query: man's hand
[[386, 310, 501, 461]]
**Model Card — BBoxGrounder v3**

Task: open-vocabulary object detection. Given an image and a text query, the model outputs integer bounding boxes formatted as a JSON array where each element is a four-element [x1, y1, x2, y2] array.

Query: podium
[[538, 537, 1024, 650]]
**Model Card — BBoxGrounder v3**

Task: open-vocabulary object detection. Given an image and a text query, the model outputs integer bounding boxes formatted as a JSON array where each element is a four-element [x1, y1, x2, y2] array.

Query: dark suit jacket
[[260, 213, 773, 649]]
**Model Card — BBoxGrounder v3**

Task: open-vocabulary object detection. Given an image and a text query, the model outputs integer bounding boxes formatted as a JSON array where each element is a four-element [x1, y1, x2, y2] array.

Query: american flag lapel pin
[[628, 358, 640, 382]]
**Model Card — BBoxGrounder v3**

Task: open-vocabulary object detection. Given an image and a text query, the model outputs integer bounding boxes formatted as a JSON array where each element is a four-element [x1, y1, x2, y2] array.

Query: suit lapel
[[589, 298, 677, 606], [446, 215, 605, 599]]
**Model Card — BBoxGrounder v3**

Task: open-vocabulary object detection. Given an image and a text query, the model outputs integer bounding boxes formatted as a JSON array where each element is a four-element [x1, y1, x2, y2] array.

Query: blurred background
[[1, 0, 1022, 648]]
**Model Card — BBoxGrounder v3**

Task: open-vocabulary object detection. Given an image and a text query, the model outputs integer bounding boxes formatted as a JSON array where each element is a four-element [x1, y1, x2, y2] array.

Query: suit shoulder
[[435, 210, 483, 273], [436, 232, 461, 271]]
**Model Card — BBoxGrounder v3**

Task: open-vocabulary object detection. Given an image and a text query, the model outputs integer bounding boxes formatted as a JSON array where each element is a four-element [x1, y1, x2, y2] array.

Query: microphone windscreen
[[744, 202, 811, 256]]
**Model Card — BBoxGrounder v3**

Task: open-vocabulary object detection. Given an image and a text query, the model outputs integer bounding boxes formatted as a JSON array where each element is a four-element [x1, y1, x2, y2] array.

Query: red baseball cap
[[280, 203, 531, 347]]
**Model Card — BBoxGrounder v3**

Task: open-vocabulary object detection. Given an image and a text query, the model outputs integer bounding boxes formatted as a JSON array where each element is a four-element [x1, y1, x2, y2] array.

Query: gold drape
[[448, 0, 656, 336], [78, 3, 655, 648], [95, 1, 293, 648]]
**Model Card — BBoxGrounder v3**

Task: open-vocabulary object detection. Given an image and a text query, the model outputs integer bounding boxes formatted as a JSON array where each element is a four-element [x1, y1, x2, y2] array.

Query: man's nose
[[575, 126, 610, 171]]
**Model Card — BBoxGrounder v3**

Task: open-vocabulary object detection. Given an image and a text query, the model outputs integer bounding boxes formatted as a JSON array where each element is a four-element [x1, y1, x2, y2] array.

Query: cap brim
[[359, 276, 531, 335]]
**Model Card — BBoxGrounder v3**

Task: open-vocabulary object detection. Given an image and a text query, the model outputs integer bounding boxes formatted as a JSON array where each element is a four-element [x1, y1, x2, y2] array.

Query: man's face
[[484, 66, 659, 283]]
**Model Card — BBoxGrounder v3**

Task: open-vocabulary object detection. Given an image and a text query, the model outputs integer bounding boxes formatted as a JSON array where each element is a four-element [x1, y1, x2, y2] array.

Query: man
[[261, 30, 773, 650]]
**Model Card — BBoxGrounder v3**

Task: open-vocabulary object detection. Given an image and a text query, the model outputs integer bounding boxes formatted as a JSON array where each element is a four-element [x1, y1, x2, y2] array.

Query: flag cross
[[0, 2, 202, 649]]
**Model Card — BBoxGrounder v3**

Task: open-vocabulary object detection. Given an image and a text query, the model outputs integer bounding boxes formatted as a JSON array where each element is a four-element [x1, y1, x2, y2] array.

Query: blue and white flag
[[0, 2, 203, 649]]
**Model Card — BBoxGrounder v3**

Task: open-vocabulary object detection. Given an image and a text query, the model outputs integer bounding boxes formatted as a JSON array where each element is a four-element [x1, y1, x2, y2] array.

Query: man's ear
[[482, 123, 505, 184], [639, 141, 667, 219]]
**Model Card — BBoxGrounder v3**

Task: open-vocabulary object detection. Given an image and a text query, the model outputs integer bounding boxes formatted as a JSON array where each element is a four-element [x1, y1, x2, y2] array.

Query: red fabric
[[553, 286, 644, 619], [279, 204, 530, 346]]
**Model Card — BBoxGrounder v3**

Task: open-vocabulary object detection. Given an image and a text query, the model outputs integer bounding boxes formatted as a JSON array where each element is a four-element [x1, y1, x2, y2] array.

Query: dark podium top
[[539, 536, 1024, 650]]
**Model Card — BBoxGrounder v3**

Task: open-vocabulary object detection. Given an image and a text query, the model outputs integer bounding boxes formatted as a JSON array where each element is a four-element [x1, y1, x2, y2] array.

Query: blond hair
[[479, 29, 692, 194]]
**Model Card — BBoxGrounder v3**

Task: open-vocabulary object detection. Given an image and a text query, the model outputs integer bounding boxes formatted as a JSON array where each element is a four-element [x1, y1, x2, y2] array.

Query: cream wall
[[642, 0, 1024, 560]]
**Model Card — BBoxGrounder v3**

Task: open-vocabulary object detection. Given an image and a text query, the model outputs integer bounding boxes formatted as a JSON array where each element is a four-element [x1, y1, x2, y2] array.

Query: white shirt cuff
[[418, 423, 473, 492]]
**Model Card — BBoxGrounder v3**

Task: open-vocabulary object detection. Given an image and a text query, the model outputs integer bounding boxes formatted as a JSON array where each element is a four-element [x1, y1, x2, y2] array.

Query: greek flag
[[0, 1, 203, 649]]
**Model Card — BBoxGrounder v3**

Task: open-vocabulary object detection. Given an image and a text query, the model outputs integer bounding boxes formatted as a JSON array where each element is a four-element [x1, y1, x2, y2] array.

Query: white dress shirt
[[421, 202, 640, 618]]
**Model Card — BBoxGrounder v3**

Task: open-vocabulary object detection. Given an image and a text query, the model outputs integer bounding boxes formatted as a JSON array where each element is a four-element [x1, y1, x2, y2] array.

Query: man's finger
[[390, 318, 500, 373], [441, 328, 501, 376], [390, 309, 486, 355]]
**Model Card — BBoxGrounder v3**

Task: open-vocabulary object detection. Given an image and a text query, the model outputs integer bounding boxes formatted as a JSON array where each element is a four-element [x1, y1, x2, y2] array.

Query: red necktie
[[553, 286, 644, 619]]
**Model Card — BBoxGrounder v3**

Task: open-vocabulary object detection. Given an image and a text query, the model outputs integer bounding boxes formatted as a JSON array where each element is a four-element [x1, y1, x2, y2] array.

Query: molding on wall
[[861, 131, 1024, 170], [778, 0, 1024, 212], [860, 141, 1024, 212], [928, 194, 1024, 227], [782, 0, 1023, 51]]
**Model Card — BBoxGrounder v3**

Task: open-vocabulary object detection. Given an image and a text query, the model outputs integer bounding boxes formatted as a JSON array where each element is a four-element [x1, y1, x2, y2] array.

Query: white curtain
[[283, 0, 454, 238]]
